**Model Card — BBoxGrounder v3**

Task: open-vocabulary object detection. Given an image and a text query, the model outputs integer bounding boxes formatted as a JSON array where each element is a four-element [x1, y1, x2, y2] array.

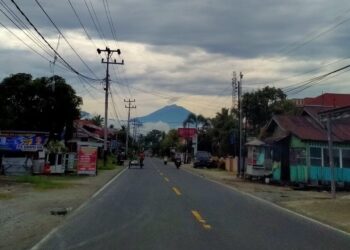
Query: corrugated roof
[[304, 93, 350, 107], [271, 114, 350, 142], [273, 115, 331, 141]]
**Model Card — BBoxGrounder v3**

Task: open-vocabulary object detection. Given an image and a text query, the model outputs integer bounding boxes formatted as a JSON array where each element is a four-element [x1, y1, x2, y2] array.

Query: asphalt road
[[33, 158, 350, 250]]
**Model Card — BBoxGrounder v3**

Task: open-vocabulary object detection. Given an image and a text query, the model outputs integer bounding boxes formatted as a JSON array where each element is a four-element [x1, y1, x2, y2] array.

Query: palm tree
[[182, 113, 210, 160], [90, 114, 104, 126], [183, 113, 208, 129]]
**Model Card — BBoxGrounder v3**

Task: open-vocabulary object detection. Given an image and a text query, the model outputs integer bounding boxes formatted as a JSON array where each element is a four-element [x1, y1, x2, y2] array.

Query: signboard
[[0, 133, 48, 152], [77, 146, 97, 175], [178, 128, 197, 139]]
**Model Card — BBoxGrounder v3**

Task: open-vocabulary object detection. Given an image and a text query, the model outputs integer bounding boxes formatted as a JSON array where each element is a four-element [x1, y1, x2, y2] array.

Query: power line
[[10, 0, 100, 81], [0, 1, 54, 58], [284, 62, 350, 95], [0, 19, 51, 62], [35, 0, 101, 80], [83, 0, 106, 47], [67, 0, 97, 47]]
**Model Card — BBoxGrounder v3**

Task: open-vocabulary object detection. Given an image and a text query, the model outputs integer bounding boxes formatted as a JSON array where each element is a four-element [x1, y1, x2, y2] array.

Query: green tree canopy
[[242, 86, 297, 135], [144, 129, 164, 155], [0, 73, 82, 140], [183, 113, 209, 129], [90, 114, 104, 126], [160, 129, 180, 156], [210, 108, 238, 156]]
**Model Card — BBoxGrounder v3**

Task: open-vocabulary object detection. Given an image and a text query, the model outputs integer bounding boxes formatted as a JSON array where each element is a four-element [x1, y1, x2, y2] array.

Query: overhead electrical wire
[[0, 19, 51, 62], [284, 62, 350, 95], [0, 1, 54, 58], [34, 0, 102, 81], [83, 0, 106, 47], [67, 0, 97, 48], [10, 0, 101, 82]]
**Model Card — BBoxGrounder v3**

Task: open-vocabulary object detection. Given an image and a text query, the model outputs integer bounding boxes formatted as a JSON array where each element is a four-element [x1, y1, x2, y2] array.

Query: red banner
[[178, 128, 196, 138], [77, 146, 97, 173]]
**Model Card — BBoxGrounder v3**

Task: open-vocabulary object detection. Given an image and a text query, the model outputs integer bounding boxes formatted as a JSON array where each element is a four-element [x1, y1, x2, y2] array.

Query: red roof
[[74, 120, 117, 138], [304, 93, 350, 108]]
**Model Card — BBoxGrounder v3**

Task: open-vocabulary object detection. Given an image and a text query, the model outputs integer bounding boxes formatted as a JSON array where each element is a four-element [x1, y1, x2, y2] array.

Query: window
[[290, 148, 306, 165], [310, 147, 322, 166], [323, 148, 340, 167], [342, 149, 350, 168]]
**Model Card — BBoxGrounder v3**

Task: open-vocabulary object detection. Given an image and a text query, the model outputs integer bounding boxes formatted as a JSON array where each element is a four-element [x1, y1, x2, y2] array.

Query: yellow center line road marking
[[172, 187, 182, 196], [203, 224, 212, 230], [191, 210, 212, 230], [192, 210, 206, 223], [164, 177, 169, 182]]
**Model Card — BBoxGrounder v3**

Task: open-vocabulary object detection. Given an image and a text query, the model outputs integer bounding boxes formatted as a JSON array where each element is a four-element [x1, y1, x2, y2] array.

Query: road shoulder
[[0, 165, 126, 250], [182, 164, 350, 234]]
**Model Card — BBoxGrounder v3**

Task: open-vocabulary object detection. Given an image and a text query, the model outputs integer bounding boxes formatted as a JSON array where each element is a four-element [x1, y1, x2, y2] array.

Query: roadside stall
[[245, 139, 273, 181], [66, 140, 102, 175], [45, 141, 67, 174], [0, 131, 49, 176]]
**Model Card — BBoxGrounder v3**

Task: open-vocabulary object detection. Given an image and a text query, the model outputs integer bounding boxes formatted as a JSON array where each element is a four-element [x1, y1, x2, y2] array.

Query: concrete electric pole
[[124, 99, 136, 157], [97, 47, 124, 165], [238, 72, 243, 177]]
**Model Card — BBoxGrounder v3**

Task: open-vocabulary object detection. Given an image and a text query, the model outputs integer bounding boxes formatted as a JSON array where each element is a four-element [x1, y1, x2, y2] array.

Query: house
[[291, 93, 350, 108], [252, 105, 350, 186]]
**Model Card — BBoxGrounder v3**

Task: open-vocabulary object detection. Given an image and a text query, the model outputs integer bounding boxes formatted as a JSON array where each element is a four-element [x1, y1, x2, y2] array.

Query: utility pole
[[124, 99, 136, 157], [238, 72, 243, 177], [131, 119, 142, 150], [97, 47, 124, 165], [326, 114, 336, 199], [232, 71, 238, 110]]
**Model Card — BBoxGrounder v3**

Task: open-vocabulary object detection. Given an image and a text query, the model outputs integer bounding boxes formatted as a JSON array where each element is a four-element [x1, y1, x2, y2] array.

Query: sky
[[1, 0, 350, 128]]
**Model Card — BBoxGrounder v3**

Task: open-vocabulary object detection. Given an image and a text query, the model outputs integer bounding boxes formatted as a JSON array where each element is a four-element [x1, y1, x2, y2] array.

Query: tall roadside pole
[[238, 72, 244, 177], [124, 99, 136, 158], [97, 47, 124, 166], [232, 71, 238, 175], [326, 114, 336, 199]]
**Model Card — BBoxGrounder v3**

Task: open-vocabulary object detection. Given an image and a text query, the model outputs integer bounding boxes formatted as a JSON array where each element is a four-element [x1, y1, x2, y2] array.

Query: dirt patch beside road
[[0, 166, 125, 250], [183, 164, 350, 233]]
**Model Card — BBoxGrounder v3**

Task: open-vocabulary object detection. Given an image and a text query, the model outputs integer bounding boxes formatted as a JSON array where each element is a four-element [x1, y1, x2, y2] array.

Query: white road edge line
[[31, 167, 128, 250], [183, 168, 350, 237]]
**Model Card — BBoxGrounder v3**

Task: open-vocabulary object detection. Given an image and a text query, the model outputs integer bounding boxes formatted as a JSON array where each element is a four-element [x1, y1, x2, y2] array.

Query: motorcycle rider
[[139, 151, 145, 167]]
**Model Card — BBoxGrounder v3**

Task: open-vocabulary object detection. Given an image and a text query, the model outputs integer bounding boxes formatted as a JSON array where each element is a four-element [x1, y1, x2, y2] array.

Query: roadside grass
[[280, 198, 350, 233], [0, 193, 14, 200], [14, 176, 72, 190], [97, 156, 119, 170]]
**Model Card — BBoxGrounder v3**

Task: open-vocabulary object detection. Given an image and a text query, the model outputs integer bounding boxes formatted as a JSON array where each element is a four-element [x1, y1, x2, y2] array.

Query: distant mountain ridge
[[137, 104, 192, 128]]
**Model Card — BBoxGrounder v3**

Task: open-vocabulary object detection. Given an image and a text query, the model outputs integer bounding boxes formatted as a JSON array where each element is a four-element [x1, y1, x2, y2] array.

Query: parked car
[[193, 151, 211, 168]]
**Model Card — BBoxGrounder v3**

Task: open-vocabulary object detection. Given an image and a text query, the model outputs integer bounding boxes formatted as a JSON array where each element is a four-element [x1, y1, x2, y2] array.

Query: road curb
[[31, 167, 128, 250], [182, 167, 350, 238]]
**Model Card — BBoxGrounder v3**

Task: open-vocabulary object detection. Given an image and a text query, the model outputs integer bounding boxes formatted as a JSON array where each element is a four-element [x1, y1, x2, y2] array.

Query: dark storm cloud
[[7, 0, 350, 59], [2, 0, 350, 109]]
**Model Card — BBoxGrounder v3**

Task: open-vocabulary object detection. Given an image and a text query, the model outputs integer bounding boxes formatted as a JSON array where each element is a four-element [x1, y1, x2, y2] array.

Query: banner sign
[[77, 146, 97, 175], [0, 134, 48, 152], [178, 128, 197, 139]]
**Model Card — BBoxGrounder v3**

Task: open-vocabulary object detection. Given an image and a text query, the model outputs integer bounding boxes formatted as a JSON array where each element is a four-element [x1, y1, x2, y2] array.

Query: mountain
[[137, 104, 192, 128]]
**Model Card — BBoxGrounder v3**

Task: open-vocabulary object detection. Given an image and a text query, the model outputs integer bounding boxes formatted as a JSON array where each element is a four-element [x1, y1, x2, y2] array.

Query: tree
[[160, 129, 180, 156], [183, 113, 208, 129], [242, 86, 296, 135], [210, 108, 238, 156], [0, 73, 82, 140], [90, 114, 104, 126], [144, 129, 164, 155]]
